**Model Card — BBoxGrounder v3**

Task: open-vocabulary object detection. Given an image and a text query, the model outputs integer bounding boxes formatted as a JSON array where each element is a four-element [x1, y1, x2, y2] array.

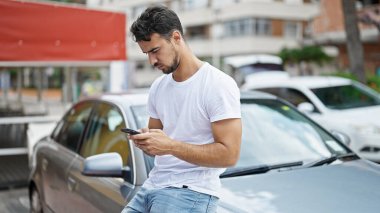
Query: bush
[[367, 75, 380, 92], [323, 71, 358, 80], [325, 71, 380, 92]]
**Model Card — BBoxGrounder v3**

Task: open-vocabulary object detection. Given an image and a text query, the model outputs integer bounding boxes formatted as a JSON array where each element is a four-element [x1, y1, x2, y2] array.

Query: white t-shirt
[[143, 62, 241, 197]]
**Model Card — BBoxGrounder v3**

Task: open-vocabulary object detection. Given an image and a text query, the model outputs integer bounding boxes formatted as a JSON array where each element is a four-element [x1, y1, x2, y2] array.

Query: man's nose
[[148, 53, 157, 66]]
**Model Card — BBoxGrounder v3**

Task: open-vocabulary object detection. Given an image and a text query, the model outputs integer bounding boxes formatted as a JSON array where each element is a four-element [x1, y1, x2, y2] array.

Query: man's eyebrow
[[143, 47, 159, 54]]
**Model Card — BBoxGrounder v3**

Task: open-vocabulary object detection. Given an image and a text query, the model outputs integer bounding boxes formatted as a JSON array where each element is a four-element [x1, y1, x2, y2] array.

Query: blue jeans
[[122, 187, 219, 213]]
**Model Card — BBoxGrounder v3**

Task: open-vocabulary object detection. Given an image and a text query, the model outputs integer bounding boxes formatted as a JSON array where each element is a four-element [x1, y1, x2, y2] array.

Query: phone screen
[[120, 128, 141, 135]]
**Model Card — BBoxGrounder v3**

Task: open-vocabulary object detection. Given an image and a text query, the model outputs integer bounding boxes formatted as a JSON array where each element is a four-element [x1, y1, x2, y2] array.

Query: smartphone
[[120, 128, 141, 135]]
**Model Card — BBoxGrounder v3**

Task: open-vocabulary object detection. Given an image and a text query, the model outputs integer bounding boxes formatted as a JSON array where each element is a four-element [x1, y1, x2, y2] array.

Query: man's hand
[[131, 117, 242, 168], [129, 128, 175, 156]]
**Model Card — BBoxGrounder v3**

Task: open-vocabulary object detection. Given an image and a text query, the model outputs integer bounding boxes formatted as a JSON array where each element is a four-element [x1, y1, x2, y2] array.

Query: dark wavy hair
[[130, 6, 184, 42]]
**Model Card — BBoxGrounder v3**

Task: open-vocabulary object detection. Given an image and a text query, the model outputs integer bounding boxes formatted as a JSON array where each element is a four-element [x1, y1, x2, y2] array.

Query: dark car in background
[[29, 92, 380, 213]]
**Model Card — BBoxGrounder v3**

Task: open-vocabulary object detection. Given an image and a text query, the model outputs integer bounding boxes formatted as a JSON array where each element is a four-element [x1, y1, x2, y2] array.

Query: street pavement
[[0, 89, 65, 213], [0, 187, 29, 213], [0, 154, 30, 213]]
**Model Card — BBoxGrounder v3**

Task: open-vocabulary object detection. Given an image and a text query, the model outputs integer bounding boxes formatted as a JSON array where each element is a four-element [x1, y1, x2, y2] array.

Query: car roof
[[81, 92, 149, 107], [244, 73, 352, 89], [224, 54, 283, 68], [80, 90, 277, 106], [289, 76, 352, 88]]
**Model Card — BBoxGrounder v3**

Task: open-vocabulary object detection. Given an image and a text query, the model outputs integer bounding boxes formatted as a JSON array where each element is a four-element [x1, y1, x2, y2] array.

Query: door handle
[[67, 176, 77, 192]]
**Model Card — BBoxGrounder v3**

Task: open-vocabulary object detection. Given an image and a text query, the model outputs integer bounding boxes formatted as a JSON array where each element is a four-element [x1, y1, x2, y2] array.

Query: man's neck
[[172, 55, 203, 82]]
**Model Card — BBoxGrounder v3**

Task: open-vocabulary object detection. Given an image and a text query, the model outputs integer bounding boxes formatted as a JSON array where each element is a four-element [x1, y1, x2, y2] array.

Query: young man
[[123, 6, 242, 213]]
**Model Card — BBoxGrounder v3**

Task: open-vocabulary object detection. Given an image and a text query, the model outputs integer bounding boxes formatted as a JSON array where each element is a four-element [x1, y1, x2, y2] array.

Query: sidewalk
[[0, 89, 62, 213], [0, 155, 29, 190], [0, 187, 29, 213]]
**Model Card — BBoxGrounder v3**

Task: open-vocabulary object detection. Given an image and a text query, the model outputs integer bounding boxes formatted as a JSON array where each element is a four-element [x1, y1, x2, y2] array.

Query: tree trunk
[[341, 0, 366, 83]]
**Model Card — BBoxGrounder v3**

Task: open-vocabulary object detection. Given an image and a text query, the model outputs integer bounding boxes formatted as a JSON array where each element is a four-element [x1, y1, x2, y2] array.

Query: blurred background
[[1, 0, 380, 108], [0, 0, 379, 211]]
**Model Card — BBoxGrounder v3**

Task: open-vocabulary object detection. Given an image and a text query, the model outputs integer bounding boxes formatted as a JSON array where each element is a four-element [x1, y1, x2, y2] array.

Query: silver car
[[29, 92, 380, 213]]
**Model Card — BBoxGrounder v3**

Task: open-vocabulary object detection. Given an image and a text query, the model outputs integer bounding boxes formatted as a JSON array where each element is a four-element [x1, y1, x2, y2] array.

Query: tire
[[30, 186, 43, 213]]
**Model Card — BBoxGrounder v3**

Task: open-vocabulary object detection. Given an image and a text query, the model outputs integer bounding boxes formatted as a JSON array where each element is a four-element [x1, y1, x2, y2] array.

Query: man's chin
[[161, 69, 173, 75]]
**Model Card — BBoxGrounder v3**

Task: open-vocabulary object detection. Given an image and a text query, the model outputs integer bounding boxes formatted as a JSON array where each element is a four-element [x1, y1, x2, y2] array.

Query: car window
[[131, 105, 149, 129], [79, 102, 132, 169], [237, 99, 349, 168], [131, 105, 154, 172], [256, 87, 319, 112], [51, 102, 93, 152], [311, 83, 380, 110]]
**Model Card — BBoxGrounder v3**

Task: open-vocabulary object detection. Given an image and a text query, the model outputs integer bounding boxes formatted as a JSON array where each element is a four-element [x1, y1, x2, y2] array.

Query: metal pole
[[71, 67, 78, 102], [1, 69, 10, 104], [37, 67, 43, 102], [17, 68, 22, 102], [66, 67, 73, 103]]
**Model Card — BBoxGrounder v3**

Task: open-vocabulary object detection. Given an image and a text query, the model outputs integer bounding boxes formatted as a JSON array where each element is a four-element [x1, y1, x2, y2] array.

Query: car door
[[39, 101, 93, 212], [65, 102, 137, 213]]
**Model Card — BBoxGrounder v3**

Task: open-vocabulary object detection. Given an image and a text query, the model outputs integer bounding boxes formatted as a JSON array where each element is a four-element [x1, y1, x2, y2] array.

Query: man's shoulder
[[202, 63, 237, 85]]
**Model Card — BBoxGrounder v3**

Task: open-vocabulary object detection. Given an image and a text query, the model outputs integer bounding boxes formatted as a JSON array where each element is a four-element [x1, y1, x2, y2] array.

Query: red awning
[[0, 0, 126, 62]]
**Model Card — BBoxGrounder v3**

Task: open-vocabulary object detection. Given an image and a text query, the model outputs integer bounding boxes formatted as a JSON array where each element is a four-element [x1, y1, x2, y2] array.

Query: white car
[[241, 72, 380, 162], [224, 54, 284, 86]]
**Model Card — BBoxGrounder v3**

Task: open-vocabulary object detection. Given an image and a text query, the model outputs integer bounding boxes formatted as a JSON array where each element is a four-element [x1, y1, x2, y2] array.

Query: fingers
[[130, 133, 150, 140], [148, 129, 163, 133], [141, 127, 150, 133], [130, 129, 162, 140]]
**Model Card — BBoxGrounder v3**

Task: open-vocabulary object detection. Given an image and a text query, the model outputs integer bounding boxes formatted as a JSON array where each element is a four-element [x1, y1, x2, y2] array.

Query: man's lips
[[155, 64, 164, 70]]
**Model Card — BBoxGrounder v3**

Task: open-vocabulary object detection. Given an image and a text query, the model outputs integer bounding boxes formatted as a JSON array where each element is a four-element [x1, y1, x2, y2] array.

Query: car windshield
[[311, 83, 380, 110], [237, 99, 349, 168], [131, 98, 350, 171]]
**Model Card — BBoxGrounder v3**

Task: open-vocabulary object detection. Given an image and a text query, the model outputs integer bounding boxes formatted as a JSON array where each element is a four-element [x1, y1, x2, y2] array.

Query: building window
[[255, 18, 272, 36], [224, 18, 253, 37], [284, 21, 299, 38], [224, 18, 272, 37], [186, 25, 209, 40]]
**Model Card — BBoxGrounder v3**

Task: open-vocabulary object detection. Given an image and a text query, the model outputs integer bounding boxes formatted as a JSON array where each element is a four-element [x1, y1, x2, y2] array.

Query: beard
[[156, 51, 180, 75], [162, 57, 179, 74]]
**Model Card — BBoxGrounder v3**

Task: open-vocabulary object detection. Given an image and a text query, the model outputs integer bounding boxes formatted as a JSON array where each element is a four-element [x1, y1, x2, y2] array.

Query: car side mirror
[[82, 152, 131, 179], [330, 130, 351, 146], [297, 102, 315, 114]]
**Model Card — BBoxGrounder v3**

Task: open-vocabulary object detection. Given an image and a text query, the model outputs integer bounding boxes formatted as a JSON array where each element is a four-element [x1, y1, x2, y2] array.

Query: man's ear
[[172, 31, 182, 43]]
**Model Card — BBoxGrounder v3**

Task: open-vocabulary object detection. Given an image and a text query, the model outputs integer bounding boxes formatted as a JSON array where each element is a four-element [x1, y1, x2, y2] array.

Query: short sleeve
[[147, 76, 164, 119], [206, 76, 241, 122]]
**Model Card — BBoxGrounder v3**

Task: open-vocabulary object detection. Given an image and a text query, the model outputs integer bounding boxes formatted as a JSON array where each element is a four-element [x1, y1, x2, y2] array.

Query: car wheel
[[30, 186, 43, 213]]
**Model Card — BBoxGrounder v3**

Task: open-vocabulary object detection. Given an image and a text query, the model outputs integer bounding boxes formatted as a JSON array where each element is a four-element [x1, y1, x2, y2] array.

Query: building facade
[[312, 0, 380, 75], [88, 0, 320, 87]]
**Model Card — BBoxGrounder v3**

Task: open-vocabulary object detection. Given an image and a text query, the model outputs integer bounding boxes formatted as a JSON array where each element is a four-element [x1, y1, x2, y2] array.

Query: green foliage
[[278, 45, 332, 65], [9, 68, 18, 76], [326, 71, 358, 81], [325, 71, 380, 92], [367, 75, 380, 92]]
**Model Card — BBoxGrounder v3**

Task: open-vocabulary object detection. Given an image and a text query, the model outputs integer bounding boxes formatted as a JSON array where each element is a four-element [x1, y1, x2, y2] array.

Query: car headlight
[[352, 124, 380, 135]]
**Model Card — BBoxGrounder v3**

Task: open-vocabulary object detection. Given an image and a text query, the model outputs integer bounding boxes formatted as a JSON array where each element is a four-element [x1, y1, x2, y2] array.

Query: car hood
[[323, 105, 380, 125], [219, 160, 380, 213]]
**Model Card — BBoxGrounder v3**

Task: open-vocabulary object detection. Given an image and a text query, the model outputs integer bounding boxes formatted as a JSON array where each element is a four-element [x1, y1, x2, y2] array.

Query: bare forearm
[[169, 140, 239, 168]]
